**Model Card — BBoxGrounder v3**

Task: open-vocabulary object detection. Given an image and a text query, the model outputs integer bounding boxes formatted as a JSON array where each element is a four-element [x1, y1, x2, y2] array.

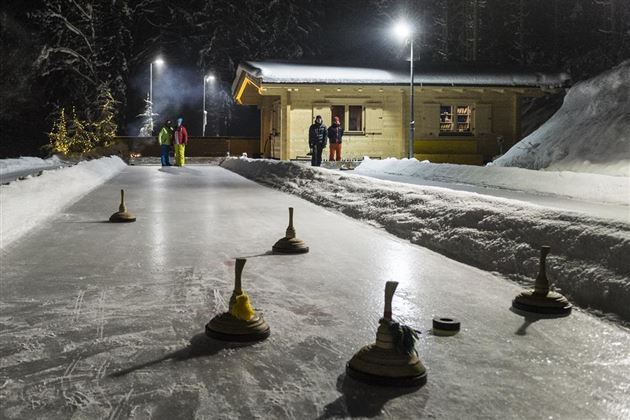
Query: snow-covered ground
[[0, 155, 64, 174], [492, 60, 630, 177], [1, 165, 629, 419], [0, 156, 126, 249], [355, 157, 630, 207], [0, 155, 68, 184], [223, 158, 630, 323]]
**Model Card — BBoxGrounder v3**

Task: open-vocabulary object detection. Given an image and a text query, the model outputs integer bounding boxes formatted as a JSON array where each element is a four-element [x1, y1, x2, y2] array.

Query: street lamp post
[[203, 74, 215, 136], [150, 57, 165, 107], [394, 21, 415, 159]]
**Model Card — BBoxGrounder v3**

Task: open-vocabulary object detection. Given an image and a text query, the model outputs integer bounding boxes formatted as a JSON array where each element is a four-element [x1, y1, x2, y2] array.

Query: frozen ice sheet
[[1, 166, 628, 419]]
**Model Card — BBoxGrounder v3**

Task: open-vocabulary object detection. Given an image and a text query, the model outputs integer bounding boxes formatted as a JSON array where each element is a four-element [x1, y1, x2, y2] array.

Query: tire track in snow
[[72, 290, 85, 322], [96, 359, 109, 381], [213, 288, 227, 312], [61, 357, 82, 407], [108, 386, 134, 420], [96, 291, 106, 340]]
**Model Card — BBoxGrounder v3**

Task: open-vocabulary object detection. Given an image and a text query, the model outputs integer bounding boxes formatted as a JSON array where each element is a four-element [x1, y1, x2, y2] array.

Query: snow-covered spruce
[[222, 158, 630, 322], [0, 156, 126, 249], [493, 60, 630, 177]]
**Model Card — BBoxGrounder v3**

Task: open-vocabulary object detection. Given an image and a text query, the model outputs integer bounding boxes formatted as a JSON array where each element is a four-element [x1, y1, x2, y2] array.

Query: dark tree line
[[1, 0, 628, 157], [373, 0, 629, 79], [1, 0, 322, 156]]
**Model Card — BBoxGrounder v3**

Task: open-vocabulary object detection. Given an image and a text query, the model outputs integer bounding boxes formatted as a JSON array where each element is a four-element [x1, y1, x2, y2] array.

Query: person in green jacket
[[158, 120, 173, 166]]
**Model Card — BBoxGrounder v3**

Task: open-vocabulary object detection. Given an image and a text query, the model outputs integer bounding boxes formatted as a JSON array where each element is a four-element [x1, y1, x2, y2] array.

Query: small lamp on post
[[203, 74, 215, 136], [393, 20, 415, 159]]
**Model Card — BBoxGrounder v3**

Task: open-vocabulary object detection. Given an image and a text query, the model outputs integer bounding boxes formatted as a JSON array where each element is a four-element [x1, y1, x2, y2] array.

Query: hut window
[[440, 105, 472, 136], [331, 105, 345, 126], [348, 106, 363, 132], [329, 105, 365, 133]]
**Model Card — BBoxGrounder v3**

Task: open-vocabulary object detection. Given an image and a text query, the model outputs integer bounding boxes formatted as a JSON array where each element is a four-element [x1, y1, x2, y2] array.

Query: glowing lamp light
[[393, 20, 413, 40], [154, 58, 165, 66]]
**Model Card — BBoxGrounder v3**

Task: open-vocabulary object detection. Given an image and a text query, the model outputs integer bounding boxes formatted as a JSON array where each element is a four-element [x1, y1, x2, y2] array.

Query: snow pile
[[355, 157, 630, 205], [0, 155, 64, 175], [0, 156, 126, 249], [493, 60, 630, 176], [223, 158, 630, 322]]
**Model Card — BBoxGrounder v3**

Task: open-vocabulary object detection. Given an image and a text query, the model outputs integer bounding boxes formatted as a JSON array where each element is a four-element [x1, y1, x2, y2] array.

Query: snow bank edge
[[223, 158, 630, 324], [1, 156, 127, 249]]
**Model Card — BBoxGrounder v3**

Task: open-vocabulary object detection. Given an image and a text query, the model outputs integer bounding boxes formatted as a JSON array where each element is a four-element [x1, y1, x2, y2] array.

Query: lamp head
[[393, 20, 413, 41], [205, 74, 215, 82], [153, 58, 165, 66]]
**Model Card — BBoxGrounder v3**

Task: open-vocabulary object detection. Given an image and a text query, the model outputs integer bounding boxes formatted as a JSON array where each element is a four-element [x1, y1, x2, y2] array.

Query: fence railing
[[115, 136, 260, 157]]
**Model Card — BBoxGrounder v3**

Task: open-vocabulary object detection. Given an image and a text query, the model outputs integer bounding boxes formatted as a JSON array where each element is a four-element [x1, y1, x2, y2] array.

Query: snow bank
[[493, 60, 630, 177], [223, 158, 630, 322], [0, 155, 64, 174], [0, 156, 126, 249], [355, 157, 630, 205]]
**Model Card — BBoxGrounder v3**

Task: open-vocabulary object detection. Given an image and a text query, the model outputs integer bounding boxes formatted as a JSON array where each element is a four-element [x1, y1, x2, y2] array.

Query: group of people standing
[[308, 115, 344, 167], [157, 118, 188, 166]]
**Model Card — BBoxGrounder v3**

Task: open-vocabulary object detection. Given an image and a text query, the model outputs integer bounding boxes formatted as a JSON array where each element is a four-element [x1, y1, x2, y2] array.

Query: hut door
[[474, 104, 492, 135]]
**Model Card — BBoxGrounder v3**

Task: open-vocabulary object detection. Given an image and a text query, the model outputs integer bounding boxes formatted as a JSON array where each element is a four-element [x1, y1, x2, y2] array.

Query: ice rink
[[1, 166, 628, 419]]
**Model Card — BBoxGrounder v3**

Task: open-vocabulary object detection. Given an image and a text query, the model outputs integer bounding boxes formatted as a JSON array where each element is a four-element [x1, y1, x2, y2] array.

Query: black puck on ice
[[432, 317, 460, 336]]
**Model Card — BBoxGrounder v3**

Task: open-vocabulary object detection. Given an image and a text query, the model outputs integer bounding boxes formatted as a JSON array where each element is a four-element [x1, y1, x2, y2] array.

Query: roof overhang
[[233, 72, 263, 105], [232, 61, 570, 103]]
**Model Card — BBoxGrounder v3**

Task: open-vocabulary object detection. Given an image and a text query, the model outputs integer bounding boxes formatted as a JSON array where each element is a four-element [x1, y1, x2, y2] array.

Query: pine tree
[[67, 107, 95, 154], [92, 87, 118, 147], [137, 94, 156, 137], [48, 108, 70, 155]]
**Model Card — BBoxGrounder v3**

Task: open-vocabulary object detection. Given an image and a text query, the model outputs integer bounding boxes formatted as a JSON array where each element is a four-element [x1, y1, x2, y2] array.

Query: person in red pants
[[328, 115, 344, 161]]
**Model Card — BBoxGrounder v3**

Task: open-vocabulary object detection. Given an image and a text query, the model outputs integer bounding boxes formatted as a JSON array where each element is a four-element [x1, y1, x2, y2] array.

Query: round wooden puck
[[432, 317, 460, 336]]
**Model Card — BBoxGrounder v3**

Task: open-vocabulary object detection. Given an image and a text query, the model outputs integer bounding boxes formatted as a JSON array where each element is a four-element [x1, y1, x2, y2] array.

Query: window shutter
[[312, 103, 331, 125], [475, 103, 492, 134], [365, 103, 383, 134], [418, 103, 440, 137]]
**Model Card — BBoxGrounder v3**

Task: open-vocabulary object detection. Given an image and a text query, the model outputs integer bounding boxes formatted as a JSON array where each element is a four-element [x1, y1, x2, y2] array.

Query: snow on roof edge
[[235, 61, 569, 89]]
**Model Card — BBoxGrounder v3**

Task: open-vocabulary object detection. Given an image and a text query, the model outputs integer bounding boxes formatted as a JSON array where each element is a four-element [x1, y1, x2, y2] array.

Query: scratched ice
[[0, 165, 629, 419]]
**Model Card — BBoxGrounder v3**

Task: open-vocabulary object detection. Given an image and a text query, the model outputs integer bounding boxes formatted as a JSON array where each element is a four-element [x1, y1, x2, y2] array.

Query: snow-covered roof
[[234, 61, 569, 91]]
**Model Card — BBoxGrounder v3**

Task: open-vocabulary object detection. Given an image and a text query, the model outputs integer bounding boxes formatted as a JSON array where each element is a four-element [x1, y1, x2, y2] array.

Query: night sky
[[1, 0, 628, 157]]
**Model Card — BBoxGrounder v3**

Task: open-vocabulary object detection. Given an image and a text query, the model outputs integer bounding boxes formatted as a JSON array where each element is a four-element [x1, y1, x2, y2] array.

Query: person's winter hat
[[333, 116, 340, 124], [315, 115, 322, 122]]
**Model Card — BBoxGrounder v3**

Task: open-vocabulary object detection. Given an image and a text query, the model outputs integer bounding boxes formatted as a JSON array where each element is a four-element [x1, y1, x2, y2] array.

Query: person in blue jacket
[[308, 115, 327, 166]]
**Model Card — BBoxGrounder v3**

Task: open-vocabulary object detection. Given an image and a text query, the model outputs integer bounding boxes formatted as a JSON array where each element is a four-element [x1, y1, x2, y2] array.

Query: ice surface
[[494, 60, 630, 176], [0, 156, 126, 249], [1, 166, 629, 419], [223, 158, 630, 322]]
